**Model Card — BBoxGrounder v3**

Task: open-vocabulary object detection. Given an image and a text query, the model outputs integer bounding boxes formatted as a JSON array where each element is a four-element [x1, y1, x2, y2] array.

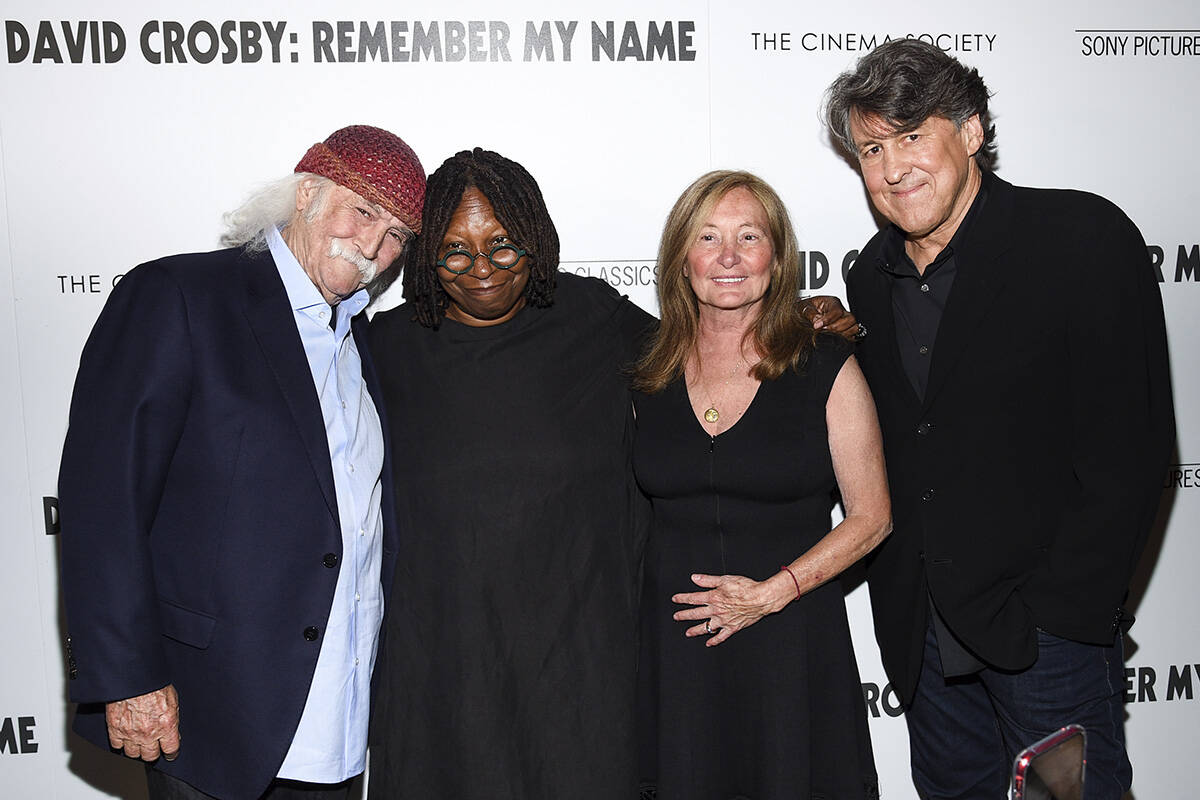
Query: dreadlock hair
[[632, 170, 816, 394], [403, 148, 560, 328]]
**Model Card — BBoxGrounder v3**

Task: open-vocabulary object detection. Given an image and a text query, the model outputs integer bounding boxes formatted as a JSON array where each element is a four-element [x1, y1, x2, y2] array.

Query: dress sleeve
[[568, 273, 657, 366], [806, 333, 856, 404], [615, 297, 657, 366]]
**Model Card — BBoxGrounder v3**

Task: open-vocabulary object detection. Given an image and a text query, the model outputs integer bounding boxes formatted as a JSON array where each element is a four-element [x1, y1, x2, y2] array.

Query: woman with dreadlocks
[[367, 149, 857, 798], [366, 148, 654, 799]]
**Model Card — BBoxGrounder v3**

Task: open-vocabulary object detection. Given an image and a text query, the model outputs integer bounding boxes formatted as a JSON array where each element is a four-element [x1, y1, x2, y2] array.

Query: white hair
[[220, 173, 333, 252]]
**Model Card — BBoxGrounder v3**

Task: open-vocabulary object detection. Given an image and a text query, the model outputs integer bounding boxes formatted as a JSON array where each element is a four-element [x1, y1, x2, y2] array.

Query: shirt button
[[354, 657, 360, 666], [920, 283, 930, 293], [359, 528, 365, 537], [919, 345, 929, 355], [916, 422, 932, 436], [355, 592, 360, 602], [349, 463, 356, 473], [921, 488, 935, 501], [341, 400, 347, 409], [323, 552, 339, 568], [319, 311, 327, 318], [303, 626, 319, 641]]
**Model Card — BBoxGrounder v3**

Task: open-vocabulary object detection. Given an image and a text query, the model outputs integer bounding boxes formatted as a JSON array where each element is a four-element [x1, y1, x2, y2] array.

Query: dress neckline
[[438, 299, 543, 342], [682, 375, 764, 439]]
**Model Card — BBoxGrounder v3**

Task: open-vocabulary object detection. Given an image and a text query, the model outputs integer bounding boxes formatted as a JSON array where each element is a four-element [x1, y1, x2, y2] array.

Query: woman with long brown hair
[[634, 170, 891, 799]]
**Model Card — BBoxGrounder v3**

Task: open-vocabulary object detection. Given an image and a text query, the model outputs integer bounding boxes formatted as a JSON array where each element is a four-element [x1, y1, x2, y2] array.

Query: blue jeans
[[906, 619, 1131, 800]]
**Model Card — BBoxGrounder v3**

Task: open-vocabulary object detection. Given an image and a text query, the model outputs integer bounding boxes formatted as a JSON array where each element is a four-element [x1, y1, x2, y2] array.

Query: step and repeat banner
[[1, 1, 1196, 797]]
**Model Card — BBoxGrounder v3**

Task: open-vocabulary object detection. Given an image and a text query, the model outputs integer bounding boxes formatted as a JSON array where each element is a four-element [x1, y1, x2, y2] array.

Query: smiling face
[[849, 112, 983, 260], [684, 186, 775, 320], [284, 178, 411, 305], [437, 186, 531, 327]]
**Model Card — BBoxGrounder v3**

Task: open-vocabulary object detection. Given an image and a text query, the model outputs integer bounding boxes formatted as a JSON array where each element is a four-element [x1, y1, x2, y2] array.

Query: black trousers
[[146, 768, 356, 800]]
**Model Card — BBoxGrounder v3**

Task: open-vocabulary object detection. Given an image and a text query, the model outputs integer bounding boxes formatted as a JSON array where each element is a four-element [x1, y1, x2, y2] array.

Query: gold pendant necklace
[[699, 356, 749, 425]]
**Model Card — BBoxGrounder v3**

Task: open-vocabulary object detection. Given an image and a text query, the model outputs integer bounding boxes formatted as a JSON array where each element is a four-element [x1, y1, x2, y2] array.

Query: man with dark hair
[[824, 39, 1172, 799], [59, 125, 424, 800]]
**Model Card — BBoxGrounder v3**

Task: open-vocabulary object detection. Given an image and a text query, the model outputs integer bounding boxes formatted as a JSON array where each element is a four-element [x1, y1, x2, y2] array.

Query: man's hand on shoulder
[[105, 684, 180, 762], [801, 295, 862, 340]]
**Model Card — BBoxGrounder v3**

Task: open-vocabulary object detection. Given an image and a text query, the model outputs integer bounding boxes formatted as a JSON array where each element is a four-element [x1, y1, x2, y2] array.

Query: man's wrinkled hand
[[105, 684, 180, 762]]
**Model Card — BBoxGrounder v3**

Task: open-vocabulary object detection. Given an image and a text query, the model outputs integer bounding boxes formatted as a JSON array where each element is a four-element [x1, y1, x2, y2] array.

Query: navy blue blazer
[[58, 246, 398, 800]]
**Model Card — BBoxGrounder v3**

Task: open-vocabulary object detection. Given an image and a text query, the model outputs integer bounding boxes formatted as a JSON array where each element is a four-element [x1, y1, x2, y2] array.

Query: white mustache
[[329, 240, 379, 284]]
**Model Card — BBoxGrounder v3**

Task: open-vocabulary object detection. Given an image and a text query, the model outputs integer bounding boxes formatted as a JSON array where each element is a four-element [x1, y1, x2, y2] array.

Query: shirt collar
[[267, 226, 370, 319]]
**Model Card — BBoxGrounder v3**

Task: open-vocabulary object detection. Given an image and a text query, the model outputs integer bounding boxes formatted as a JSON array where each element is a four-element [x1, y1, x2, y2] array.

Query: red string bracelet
[[780, 565, 801, 599]]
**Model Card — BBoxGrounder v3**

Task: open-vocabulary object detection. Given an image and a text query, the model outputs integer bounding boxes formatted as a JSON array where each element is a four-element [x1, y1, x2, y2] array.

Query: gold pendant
[[704, 407, 719, 424]]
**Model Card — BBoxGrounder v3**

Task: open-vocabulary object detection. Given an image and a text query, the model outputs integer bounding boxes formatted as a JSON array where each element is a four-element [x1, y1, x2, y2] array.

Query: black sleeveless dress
[[634, 335, 879, 800]]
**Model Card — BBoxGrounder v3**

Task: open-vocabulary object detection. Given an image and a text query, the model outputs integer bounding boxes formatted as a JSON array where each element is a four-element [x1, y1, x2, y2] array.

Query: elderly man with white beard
[[58, 125, 425, 800]]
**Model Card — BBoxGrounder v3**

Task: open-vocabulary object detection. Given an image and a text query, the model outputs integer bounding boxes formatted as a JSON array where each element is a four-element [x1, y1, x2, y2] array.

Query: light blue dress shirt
[[267, 227, 385, 782]]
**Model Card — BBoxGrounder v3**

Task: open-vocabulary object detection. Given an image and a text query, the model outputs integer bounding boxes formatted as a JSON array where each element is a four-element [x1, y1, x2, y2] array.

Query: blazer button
[[66, 635, 77, 678], [921, 488, 935, 501], [916, 422, 932, 436], [323, 553, 339, 568], [303, 626, 319, 641]]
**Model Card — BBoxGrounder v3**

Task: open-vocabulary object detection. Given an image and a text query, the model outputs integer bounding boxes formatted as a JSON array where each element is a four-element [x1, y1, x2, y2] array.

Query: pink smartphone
[[1011, 724, 1085, 800]]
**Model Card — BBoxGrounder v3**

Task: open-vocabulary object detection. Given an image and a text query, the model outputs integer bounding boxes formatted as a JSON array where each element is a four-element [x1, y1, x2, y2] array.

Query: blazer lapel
[[857, 253, 922, 413], [923, 174, 1018, 410], [240, 249, 340, 525], [354, 314, 398, 586]]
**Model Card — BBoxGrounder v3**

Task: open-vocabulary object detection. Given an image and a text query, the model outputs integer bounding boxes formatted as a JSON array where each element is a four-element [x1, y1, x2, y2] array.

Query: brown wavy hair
[[632, 170, 816, 394]]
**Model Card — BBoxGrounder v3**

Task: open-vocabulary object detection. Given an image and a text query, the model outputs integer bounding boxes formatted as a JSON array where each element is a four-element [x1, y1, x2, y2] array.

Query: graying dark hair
[[822, 38, 997, 171]]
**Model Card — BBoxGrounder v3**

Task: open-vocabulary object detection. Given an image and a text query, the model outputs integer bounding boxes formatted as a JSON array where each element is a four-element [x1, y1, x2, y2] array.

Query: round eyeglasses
[[437, 244, 529, 275]]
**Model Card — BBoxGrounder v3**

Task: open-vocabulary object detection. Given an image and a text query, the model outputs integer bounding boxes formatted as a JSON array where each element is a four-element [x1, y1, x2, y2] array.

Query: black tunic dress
[[634, 335, 879, 800], [367, 273, 653, 799]]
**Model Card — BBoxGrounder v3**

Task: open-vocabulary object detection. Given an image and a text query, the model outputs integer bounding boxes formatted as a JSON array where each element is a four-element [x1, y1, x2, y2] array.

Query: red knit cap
[[295, 125, 426, 234]]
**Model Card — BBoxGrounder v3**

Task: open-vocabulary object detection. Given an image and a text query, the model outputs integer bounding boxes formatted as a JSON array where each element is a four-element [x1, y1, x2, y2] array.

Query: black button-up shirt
[[876, 184, 989, 402], [874, 181, 990, 676]]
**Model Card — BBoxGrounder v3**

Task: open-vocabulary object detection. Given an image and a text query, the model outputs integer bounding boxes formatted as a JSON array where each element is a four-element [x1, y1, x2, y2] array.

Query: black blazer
[[58, 247, 398, 800], [847, 172, 1173, 704]]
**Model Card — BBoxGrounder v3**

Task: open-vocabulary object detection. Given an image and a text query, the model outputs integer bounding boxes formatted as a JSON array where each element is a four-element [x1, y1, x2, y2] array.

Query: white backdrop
[[1, 1, 1196, 797]]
